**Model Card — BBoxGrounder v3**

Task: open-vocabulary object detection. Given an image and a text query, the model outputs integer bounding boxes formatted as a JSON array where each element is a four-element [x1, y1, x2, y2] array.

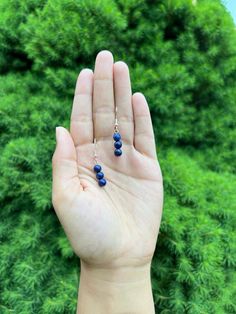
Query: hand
[[52, 50, 163, 314]]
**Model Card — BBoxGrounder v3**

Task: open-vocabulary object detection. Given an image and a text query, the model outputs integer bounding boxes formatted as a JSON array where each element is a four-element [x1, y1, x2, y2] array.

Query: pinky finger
[[132, 92, 157, 159]]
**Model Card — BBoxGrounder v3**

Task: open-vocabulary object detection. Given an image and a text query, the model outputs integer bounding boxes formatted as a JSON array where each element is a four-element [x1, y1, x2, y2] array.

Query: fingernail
[[56, 127, 61, 142]]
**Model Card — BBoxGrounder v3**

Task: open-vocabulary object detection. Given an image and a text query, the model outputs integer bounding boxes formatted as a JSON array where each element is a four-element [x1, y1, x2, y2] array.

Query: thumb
[[52, 127, 80, 207]]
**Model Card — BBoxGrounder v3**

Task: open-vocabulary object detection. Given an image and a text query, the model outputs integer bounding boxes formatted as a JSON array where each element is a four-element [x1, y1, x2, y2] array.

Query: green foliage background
[[0, 0, 235, 313]]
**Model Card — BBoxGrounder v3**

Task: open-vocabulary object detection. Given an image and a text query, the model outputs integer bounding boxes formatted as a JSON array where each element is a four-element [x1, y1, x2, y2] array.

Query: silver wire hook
[[114, 106, 119, 131], [94, 138, 98, 164]]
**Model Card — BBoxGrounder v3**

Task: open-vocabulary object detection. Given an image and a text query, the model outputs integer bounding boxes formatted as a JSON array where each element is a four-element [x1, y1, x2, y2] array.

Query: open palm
[[52, 51, 163, 270]]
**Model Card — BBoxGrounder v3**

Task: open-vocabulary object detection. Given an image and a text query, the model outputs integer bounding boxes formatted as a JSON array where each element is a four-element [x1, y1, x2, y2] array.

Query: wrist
[[77, 260, 155, 314]]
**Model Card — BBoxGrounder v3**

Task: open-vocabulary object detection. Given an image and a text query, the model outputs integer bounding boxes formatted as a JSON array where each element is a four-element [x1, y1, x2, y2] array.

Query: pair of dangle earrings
[[93, 106, 122, 187]]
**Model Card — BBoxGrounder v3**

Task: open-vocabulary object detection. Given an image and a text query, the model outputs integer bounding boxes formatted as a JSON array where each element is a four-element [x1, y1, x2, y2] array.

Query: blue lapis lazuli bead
[[114, 140, 122, 149], [114, 148, 122, 156], [93, 164, 102, 173], [96, 172, 104, 180], [98, 178, 107, 186], [113, 132, 121, 141]]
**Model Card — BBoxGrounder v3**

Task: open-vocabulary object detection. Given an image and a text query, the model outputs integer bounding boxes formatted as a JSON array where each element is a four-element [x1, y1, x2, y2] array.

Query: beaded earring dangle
[[113, 106, 122, 156], [93, 138, 107, 187]]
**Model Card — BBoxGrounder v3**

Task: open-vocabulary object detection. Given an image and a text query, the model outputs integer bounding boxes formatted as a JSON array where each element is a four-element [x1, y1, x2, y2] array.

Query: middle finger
[[93, 50, 115, 141]]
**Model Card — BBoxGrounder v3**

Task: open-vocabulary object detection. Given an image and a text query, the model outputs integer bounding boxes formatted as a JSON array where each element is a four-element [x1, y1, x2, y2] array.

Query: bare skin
[[52, 50, 163, 314]]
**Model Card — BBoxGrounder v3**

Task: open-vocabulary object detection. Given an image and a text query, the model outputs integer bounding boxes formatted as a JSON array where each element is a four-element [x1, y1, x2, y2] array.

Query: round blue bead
[[114, 149, 122, 156], [113, 132, 121, 141], [93, 164, 102, 173], [98, 178, 107, 187], [96, 172, 104, 180], [114, 140, 122, 149]]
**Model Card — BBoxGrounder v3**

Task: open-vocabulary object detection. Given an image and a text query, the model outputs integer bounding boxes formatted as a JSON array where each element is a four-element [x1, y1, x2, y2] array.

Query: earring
[[113, 106, 122, 156], [93, 138, 107, 187]]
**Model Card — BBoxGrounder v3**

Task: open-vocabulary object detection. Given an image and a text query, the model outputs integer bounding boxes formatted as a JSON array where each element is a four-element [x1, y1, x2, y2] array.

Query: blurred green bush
[[0, 0, 235, 313]]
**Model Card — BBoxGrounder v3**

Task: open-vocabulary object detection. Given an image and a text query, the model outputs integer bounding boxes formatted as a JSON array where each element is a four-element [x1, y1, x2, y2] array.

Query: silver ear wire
[[114, 106, 119, 133], [113, 106, 123, 156], [93, 138, 98, 164]]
